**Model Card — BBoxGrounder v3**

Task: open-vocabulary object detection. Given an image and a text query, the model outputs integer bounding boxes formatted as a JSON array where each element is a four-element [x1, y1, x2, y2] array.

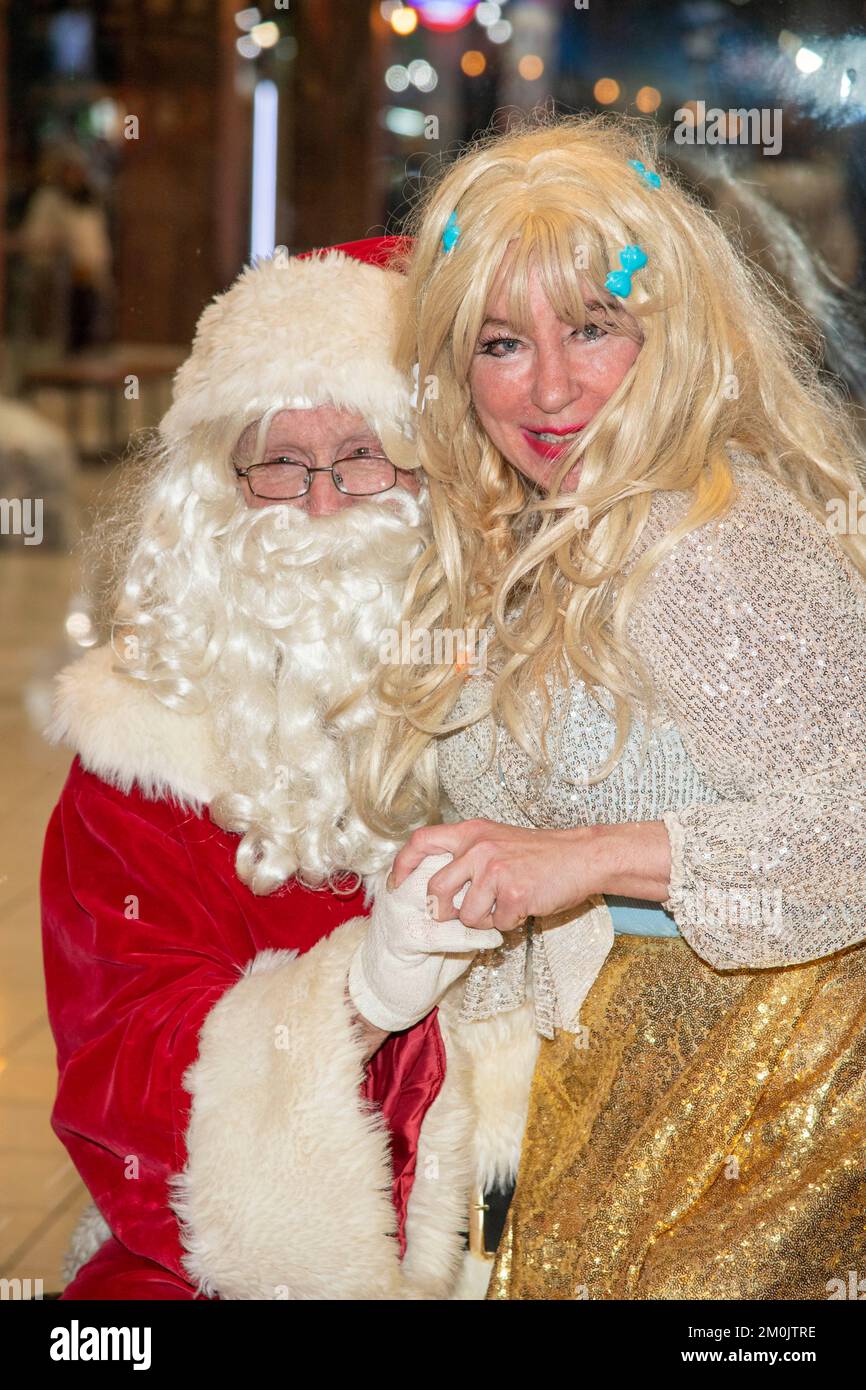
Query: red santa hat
[[159, 236, 415, 451]]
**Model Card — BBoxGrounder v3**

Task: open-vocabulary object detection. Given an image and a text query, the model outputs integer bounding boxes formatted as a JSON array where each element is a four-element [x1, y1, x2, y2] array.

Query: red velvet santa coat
[[41, 646, 539, 1299]]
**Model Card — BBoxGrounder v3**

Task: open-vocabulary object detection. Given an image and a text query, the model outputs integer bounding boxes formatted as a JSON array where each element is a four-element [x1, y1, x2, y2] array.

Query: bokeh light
[[518, 54, 544, 81], [409, 59, 438, 91], [385, 64, 411, 92], [391, 6, 419, 36], [234, 7, 261, 32], [461, 50, 487, 77], [250, 22, 279, 50], [594, 77, 620, 104], [635, 85, 661, 113], [488, 19, 512, 44], [795, 46, 824, 74], [415, 2, 477, 32]]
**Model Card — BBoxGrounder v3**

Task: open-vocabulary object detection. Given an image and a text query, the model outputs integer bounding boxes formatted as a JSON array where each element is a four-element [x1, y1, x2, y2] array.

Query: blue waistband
[[604, 894, 681, 937]]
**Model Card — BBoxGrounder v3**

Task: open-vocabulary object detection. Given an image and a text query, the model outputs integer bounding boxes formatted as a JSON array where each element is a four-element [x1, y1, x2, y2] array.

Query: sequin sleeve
[[628, 461, 866, 970]]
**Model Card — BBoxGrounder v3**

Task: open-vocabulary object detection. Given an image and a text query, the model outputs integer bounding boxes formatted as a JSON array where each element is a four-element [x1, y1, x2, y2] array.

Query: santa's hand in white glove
[[347, 852, 503, 1034]]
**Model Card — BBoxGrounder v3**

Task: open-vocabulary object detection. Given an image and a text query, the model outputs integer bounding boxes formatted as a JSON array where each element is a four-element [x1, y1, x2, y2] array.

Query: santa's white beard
[[204, 486, 428, 894]]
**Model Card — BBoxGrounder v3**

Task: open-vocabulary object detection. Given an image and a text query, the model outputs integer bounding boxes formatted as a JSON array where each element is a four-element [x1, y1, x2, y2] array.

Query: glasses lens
[[249, 462, 308, 498], [334, 458, 397, 495]]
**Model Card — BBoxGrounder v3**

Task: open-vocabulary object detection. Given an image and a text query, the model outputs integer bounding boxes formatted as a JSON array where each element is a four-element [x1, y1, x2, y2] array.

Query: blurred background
[[3, 0, 866, 1293]]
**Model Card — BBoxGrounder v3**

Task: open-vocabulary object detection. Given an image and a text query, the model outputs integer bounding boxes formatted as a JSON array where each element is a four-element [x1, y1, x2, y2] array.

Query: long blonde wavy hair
[[356, 110, 866, 841]]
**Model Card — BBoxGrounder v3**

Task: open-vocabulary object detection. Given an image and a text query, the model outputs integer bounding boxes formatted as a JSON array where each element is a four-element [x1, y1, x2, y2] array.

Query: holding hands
[[349, 820, 671, 1035], [386, 819, 605, 935], [386, 817, 673, 934], [347, 852, 503, 1033]]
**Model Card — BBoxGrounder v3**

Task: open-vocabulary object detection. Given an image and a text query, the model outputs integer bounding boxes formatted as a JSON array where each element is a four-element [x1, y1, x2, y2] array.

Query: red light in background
[[414, 2, 478, 34]]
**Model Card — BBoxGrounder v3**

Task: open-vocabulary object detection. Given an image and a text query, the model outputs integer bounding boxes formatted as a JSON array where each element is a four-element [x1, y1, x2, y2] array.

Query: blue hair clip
[[442, 210, 461, 253], [604, 243, 648, 298], [628, 158, 661, 190]]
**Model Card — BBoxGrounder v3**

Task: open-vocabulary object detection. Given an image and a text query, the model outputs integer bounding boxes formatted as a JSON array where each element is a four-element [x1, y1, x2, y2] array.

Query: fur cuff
[[399, 988, 476, 1297], [450, 998, 539, 1193], [452, 1251, 496, 1300], [169, 917, 408, 1299]]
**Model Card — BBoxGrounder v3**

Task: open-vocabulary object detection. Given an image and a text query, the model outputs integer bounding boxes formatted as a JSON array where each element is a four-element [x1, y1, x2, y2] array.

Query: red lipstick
[[521, 425, 585, 459]]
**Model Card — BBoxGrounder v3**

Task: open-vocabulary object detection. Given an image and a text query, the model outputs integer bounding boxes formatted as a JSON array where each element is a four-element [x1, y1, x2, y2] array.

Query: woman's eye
[[576, 322, 607, 342], [479, 335, 522, 357]]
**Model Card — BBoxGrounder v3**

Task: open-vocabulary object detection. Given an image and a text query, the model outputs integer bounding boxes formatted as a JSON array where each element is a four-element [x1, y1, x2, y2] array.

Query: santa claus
[[40, 237, 538, 1300]]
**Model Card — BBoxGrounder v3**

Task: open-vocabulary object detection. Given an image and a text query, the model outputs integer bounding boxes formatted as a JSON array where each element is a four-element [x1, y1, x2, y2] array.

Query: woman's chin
[[501, 434, 585, 494], [528, 457, 584, 495]]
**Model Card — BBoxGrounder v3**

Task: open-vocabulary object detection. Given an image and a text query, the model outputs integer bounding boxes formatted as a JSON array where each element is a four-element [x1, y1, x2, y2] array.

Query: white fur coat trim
[[168, 916, 407, 1299], [62, 939, 542, 1295], [166, 913, 503, 1300], [451, 997, 540, 1194], [45, 644, 216, 809]]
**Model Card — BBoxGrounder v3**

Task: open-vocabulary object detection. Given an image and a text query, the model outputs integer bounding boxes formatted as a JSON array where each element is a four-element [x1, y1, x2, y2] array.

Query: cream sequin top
[[438, 454, 866, 980]]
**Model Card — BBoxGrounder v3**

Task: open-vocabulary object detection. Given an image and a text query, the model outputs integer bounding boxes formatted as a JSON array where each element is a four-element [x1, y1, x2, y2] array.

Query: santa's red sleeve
[[41, 757, 444, 1299]]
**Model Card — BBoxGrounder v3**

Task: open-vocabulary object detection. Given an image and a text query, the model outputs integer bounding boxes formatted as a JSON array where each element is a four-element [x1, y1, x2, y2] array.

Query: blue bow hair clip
[[628, 158, 661, 190], [442, 210, 461, 253], [604, 243, 648, 298]]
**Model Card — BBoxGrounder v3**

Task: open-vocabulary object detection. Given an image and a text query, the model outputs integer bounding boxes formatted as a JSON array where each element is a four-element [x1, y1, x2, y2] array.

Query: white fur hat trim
[[160, 250, 413, 446]]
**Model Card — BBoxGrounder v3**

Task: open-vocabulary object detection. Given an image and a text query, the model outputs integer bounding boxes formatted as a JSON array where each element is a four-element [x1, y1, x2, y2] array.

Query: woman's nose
[[302, 471, 355, 516], [531, 343, 579, 414]]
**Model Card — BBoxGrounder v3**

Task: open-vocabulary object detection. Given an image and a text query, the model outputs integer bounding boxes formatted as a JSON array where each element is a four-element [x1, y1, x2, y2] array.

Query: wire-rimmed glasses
[[235, 452, 399, 500]]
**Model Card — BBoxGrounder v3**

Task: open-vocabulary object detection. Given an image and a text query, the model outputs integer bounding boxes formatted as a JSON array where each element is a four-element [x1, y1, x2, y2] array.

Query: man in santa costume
[[41, 237, 538, 1300]]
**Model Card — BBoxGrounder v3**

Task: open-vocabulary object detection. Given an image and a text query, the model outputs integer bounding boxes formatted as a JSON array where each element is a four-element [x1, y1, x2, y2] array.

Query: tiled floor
[[0, 471, 111, 1292]]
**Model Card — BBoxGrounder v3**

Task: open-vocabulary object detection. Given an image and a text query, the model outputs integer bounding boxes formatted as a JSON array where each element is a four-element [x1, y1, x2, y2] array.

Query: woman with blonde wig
[[359, 113, 866, 1299]]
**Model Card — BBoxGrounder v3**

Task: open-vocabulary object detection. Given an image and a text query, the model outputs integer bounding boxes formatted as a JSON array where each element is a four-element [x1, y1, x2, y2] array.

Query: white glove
[[347, 852, 504, 1033]]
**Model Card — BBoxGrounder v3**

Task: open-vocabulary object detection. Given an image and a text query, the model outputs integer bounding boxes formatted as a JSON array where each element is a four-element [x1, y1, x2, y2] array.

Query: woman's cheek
[[598, 336, 641, 392], [471, 359, 528, 420]]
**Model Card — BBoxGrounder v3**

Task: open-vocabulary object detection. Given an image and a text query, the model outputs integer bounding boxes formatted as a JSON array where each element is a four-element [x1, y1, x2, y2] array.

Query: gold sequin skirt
[[488, 933, 866, 1299]]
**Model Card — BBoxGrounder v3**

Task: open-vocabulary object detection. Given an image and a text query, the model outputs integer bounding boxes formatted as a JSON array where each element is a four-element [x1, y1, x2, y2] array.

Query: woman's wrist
[[577, 820, 672, 902]]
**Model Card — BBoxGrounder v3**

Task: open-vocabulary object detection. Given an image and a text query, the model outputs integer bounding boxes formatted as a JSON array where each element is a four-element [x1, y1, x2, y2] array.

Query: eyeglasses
[[235, 453, 399, 500]]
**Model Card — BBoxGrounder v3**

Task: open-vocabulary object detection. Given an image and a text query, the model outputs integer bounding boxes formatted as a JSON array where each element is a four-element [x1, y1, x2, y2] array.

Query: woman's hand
[[347, 852, 503, 1033], [387, 818, 672, 934]]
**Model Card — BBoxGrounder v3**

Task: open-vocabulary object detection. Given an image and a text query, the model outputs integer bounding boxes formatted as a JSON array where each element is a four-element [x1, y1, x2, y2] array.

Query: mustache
[[221, 485, 428, 576], [213, 487, 428, 636]]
